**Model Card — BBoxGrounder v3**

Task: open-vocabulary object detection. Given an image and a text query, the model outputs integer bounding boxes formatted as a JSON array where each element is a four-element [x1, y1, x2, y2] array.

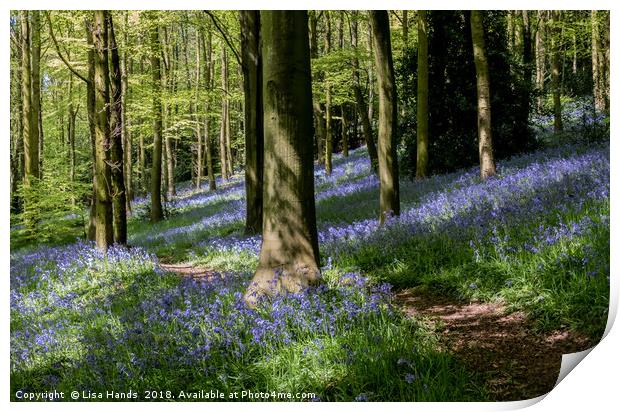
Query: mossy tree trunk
[[245, 11, 320, 305], [92, 10, 114, 250], [470, 11, 496, 180], [370, 11, 400, 224], [240, 11, 264, 235], [108, 12, 127, 245]]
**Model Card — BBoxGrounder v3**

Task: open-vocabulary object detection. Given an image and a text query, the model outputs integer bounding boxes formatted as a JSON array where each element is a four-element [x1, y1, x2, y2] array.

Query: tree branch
[[203, 10, 241, 66], [46, 11, 89, 84]]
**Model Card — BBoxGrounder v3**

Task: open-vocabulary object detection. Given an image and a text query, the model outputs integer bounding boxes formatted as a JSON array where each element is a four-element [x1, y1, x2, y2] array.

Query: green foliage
[[16, 176, 90, 244]]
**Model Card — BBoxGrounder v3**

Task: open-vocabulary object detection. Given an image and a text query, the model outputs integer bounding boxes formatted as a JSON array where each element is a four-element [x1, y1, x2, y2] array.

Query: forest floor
[[394, 287, 592, 401], [161, 261, 592, 401], [11, 142, 610, 402]]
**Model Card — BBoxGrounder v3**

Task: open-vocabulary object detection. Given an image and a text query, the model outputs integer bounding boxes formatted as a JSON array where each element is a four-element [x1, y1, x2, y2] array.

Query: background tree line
[[10, 10, 610, 296]]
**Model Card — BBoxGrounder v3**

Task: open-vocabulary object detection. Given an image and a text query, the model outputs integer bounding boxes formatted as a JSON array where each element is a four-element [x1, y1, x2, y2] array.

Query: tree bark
[[85, 19, 98, 241], [521, 11, 533, 134], [591, 10, 605, 115], [149, 14, 164, 222], [471, 11, 496, 180], [551, 11, 563, 133], [21, 11, 39, 185], [201, 28, 217, 191], [121, 11, 132, 210], [161, 27, 176, 199], [402, 10, 409, 46], [370, 11, 400, 224], [31, 11, 43, 179], [223, 48, 233, 177], [535, 11, 546, 113], [246, 11, 320, 305], [416, 10, 429, 179], [341, 105, 349, 157], [324, 11, 333, 175], [351, 11, 379, 173], [93, 10, 114, 250], [219, 47, 229, 181], [108, 12, 127, 245], [240, 11, 264, 235]]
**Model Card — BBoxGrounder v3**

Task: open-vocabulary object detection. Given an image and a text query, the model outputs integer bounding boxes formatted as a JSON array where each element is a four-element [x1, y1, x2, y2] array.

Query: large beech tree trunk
[[92, 10, 114, 250], [370, 11, 400, 224], [470, 11, 496, 180], [416, 10, 429, 179], [240, 11, 264, 235], [108, 13, 127, 244], [245, 11, 320, 305], [149, 13, 164, 222]]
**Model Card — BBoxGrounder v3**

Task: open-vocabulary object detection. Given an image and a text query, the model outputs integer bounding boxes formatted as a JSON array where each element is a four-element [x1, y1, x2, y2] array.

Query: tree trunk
[[341, 106, 349, 157], [21, 11, 39, 185], [521, 11, 532, 134], [309, 10, 325, 164], [416, 10, 429, 179], [161, 28, 176, 199], [222, 48, 233, 177], [149, 14, 164, 222], [194, 31, 202, 189], [352, 11, 379, 173], [108, 13, 127, 245], [367, 22, 375, 127], [121, 12, 132, 210], [471, 11, 496, 180], [93, 10, 114, 250], [402, 10, 409, 46], [219, 47, 229, 181], [535, 11, 546, 112], [370, 11, 400, 224], [31, 11, 43, 179], [246, 11, 320, 305], [324, 12, 333, 175], [11, 27, 24, 212], [591, 10, 605, 115], [86, 19, 98, 241], [201, 28, 217, 191], [551, 11, 563, 133], [240, 11, 264, 235]]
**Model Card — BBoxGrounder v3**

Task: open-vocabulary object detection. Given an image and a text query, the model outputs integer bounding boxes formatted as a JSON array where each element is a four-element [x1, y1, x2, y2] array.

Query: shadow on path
[[395, 286, 592, 401]]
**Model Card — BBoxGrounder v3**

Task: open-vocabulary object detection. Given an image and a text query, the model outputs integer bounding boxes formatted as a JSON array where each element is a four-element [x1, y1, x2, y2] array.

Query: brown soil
[[395, 286, 592, 401], [159, 263, 223, 282]]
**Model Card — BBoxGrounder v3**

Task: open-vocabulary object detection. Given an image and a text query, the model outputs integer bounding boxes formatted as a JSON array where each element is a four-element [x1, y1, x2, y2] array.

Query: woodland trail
[[395, 286, 592, 401]]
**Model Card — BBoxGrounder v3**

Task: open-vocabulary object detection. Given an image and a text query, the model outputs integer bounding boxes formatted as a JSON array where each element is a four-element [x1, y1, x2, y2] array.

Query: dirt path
[[395, 286, 592, 401], [159, 263, 223, 282]]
